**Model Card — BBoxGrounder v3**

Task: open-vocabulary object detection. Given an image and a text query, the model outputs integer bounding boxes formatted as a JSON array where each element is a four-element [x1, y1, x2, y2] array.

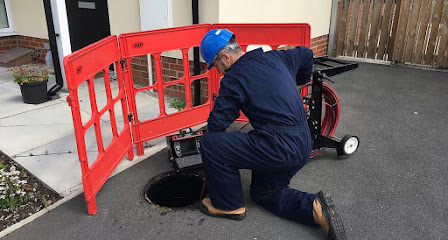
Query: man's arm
[[207, 77, 245, 132], [276, 46, 314, 85], [294, 47, 314, 85]]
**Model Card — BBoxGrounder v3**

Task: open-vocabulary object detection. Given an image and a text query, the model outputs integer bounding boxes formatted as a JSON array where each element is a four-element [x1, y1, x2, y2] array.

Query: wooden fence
[[334, 0, 448, 68]]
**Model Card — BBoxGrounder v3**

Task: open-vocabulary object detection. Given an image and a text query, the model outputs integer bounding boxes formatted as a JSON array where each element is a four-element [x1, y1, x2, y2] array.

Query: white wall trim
[[0, 31, 16, 37], [167, 0, 173, 28], [0, 0, 14, 33], [50, 0, 71, 91]]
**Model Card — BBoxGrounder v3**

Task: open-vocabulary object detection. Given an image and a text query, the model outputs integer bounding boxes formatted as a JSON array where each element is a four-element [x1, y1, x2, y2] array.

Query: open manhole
[[143, 171, 208, 208]]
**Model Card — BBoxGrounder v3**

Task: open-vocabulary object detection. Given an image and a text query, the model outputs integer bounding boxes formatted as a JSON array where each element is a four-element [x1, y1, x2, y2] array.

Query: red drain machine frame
[[64, 23, 358, 215]]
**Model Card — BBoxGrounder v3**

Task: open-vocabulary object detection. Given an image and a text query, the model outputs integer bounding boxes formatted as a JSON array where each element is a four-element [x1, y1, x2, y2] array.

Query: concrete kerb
[[0, 141, 167, 238]]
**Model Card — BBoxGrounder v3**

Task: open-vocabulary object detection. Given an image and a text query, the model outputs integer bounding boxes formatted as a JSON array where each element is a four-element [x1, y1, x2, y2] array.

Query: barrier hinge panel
[[66, 95, 78, 108], [128, 113, 134, 122], [120, 59, 127, 70]]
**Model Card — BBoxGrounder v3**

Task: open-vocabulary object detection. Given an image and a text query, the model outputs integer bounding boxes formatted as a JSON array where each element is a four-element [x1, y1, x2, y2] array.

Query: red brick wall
[[310, 34, 328, 57], [0, 35, 49, 63], [159, 56, 209, 104], [131, 55, 150, 86], [130, 55, 209, 104], [0, 36, 18, 52], [17, 36, 50, 63]]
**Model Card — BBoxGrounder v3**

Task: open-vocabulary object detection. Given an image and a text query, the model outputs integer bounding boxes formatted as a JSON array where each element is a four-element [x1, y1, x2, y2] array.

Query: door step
[[0, 47, 34, 67]]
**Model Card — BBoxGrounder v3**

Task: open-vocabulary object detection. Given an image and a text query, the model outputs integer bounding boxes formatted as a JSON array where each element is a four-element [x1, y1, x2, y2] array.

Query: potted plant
[[8, 64, 50, 104]]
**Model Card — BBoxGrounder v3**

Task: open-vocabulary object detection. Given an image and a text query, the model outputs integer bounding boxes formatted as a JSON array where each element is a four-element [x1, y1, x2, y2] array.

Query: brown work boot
[[198, 198, 246, 220], [313, 191, 347, 240]]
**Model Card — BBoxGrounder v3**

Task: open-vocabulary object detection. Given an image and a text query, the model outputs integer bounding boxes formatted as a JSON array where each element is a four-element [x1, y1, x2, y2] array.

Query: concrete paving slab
[[0, 121, 71, 157], [0, 69, 16, 88], [0, 83, 20, 101], [0, 101, 90, 156], [0, 66, 8, 74], [14, 149, 82, 195], [1, 100, 73, 126], [0, 94, 62, 119]]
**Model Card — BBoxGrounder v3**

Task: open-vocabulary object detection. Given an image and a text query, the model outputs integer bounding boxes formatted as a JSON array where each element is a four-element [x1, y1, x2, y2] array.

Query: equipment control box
[[166, 128, 205, 171]]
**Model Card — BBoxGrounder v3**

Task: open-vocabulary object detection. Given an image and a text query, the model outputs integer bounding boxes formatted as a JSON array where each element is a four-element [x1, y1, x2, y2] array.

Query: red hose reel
[[299, 82, 340, 158]]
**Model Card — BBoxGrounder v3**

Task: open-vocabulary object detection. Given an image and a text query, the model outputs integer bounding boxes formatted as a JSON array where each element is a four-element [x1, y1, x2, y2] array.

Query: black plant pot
[[19, 80, 49, 104]]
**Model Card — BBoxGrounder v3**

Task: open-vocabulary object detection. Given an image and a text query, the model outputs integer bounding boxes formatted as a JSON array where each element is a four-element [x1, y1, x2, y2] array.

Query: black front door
[[66, 0, 111, 52]]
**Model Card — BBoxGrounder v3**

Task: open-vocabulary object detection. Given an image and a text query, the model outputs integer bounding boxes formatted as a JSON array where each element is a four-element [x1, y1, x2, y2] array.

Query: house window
[[0, 0, 13, 33]]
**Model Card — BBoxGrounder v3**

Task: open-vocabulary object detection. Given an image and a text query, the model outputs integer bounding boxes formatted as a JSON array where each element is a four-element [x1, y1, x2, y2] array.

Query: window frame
[[0, 0, 14, 34]]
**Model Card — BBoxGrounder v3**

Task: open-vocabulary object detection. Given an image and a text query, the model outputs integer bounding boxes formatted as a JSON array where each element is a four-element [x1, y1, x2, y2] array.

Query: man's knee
[[200, 132, 222, 166]]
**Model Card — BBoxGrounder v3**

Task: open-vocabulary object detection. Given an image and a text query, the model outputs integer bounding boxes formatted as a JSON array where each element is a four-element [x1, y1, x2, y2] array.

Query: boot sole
[[316, 191, 347, 240], [198, 201, 246, 220]]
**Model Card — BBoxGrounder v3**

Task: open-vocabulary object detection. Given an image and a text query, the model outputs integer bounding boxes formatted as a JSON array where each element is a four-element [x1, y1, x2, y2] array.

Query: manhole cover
[[143, 171, 207, 208]]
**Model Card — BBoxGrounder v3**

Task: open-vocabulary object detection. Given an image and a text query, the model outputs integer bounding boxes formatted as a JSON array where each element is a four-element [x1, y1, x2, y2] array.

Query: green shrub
[[170, 100, 186, 111]]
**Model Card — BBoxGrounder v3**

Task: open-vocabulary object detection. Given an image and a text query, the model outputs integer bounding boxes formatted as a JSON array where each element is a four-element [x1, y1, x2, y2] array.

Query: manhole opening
[[143, 171, 208, 208]]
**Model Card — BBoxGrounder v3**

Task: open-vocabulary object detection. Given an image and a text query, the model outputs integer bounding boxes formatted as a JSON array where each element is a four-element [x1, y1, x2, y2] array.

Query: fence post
[[327, 0, 340, 57]]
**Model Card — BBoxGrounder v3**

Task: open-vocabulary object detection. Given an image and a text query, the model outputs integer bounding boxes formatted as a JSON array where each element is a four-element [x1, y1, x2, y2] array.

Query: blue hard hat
[[200, 29, 234, 70]]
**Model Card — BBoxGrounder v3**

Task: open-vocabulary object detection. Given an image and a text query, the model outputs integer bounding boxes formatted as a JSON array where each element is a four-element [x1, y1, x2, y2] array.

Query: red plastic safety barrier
[[64, 36, 134, 215], [214, 23, 310, 50], [118, 24, 215, 156], [64, 23, 311, 214]]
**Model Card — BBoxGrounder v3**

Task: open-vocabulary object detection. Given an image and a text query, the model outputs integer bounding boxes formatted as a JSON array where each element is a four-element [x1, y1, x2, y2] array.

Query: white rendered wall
[[9, 0, 48, 39], [218, 0, 332, 38], [109, 0, 141, 35], [199, 0, 219, 24]]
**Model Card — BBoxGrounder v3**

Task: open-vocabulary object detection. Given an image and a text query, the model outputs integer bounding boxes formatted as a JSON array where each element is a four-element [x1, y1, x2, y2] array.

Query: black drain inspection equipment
[[166, 128, 205, 171]]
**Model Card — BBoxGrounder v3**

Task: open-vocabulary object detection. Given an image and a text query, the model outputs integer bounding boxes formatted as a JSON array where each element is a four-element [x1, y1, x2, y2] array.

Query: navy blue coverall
[[200, 46, 316, 226]]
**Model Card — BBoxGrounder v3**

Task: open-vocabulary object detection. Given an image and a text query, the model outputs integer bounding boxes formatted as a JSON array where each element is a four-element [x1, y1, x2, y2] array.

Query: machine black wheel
[[340, 135, 359, 155]]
